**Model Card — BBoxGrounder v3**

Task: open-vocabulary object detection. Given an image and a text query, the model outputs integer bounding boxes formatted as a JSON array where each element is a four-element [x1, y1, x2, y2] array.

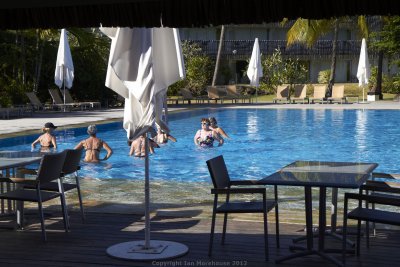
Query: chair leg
[[60, 194, 69, 232], [356, 220, 361, 256], [275, 204, 280, 248], [36, 191, 47, 242], [209, 209, 217, 257], [274, 185, 280, 248], [342, 204, 348, 265], [221, 212, 228, 245], [263, 193, 269, 261], [75, 174, 85, 223]]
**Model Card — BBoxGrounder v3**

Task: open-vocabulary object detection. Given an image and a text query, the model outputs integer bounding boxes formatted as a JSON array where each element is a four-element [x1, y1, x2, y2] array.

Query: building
[[179, 20, 395, 85]]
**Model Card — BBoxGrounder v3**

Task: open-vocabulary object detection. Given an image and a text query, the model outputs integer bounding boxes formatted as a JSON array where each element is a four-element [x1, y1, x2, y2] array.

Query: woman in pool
[[154, 127, 177, 144], [31, 122, 58, 151], [194, 118, 223, 148], [129, 134, 160, 157], [209, 117, 230, 139], [75, 125, 113, 163]]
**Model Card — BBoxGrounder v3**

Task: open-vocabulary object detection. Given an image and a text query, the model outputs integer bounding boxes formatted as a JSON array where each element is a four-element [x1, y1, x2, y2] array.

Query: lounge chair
[[226, 85, 252, 103], [327, 85, 346, 104], [273, 85, 290, 103], [26, 92, 52, 110], [291, 85, 309, 104], [206, 155, 280, 261], [309, 85, 327, 104], [48, 89, 77, 110], [180, 88, 208, 104], [207, 86, 235, 104], [0, 151, 68, 241], [63, 89, 101, 109]]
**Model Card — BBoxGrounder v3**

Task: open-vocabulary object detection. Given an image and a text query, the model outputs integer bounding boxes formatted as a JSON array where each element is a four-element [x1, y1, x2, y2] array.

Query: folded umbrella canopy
[[55, 29, 74, 107], [247, 38, 263, 103], [357, 38, 370, 103], [102, 27, 187, 261]]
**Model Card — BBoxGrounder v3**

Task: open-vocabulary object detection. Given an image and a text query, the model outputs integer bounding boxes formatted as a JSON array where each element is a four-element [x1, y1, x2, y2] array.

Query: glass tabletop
[[259, 160, 379, 188], [281, 161, 378, 174]]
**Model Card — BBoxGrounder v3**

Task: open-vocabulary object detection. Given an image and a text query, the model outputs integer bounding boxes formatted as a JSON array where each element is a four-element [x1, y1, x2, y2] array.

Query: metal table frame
[[258, 160, 378, 267]]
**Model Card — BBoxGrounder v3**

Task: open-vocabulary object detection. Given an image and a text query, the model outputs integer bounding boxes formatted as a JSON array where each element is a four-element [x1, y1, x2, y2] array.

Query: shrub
[[318, 69, 331, 84]]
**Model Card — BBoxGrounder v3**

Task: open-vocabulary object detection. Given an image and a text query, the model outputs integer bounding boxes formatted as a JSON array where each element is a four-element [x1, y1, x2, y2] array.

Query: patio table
[[258, 160, 378, 267]]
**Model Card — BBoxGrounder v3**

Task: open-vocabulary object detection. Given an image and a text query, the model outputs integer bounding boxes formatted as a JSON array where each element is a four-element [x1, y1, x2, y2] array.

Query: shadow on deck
[[0, 208, 399, 267]]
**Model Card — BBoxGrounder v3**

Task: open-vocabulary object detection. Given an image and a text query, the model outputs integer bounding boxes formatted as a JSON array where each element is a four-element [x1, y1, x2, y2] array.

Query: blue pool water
[[1, 108, 400, 184]]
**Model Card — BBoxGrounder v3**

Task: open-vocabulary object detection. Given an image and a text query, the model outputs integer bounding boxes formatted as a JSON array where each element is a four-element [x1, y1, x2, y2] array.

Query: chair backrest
[[63, 89, 74, 104], [331, 85, 345, 98], [48, 89, 64, 104], [313, 85, 327, 98], [206, 155, 231, 189], [63, 148, 83, 175], [26, 92, 43, 108], [180, 88, 194, 99], [207, 86, 219, 99], [293, 85, 306, 98], [226, 85, 239, 96], [276, 85, 289, 98], [36, 151, 67, 184]]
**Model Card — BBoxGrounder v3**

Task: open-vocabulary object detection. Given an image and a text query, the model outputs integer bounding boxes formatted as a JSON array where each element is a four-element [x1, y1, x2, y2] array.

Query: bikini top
[[84, 137, 103, 152]]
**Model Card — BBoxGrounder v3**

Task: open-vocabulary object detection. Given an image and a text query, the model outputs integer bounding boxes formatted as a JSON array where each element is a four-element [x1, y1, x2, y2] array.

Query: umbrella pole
[[63, 65, 66, 112], [144, 133, 150, 249], [256, 86, 258, 103]]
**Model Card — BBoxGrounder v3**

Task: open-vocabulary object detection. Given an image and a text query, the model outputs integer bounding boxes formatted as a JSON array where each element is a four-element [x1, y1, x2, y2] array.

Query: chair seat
[[0, 188, 61, 202], [25, 182, 77, 192], [216, 200, 277, 213], [348, 207, 400, 226]]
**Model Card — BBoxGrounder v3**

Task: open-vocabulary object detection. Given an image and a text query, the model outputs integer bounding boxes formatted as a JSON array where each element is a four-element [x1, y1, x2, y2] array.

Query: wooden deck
[[0, 208, 400, 267]]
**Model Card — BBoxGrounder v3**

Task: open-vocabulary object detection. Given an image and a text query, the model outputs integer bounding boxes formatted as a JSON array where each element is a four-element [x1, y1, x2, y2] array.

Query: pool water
[[1, 108, 400, 214], [2, 108, 400, 182]]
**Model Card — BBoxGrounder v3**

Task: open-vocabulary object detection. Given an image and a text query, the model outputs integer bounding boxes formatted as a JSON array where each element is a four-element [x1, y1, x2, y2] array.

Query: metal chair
[[24, 149, 85, 223], [206, 155, 280, 261], [342, 182, 400, 264], [0, 151, 68, 241]]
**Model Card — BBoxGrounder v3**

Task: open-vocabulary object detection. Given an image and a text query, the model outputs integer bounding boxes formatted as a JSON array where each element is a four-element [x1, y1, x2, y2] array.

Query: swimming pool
[[1, 108, 400, 183]]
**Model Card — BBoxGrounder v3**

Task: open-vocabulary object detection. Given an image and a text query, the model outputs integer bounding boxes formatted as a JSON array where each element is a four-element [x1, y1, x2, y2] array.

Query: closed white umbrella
[[357, 38, 371, 103], [247, 38, 263, 103], [55, 29, 74, 108], [102, 27, 187, 261]]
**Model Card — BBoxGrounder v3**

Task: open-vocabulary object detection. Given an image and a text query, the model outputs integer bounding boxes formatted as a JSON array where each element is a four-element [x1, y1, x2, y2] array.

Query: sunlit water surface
[[2, 108, 400, 216]]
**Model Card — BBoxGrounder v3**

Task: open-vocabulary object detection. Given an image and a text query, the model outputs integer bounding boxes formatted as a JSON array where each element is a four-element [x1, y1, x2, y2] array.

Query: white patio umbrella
[[247, 38, 263, 103], [357, 38, 371, 103], [55, 29, 74, 108], [101, 27, 187, 261]]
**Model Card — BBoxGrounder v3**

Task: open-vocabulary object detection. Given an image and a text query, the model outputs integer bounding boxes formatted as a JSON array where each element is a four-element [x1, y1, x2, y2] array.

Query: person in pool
[[194, 118, 223, 148], [75, 125, 113, 163], [129, 134, 160, 157], [31, 122, 58, 151], [154, 127, 177, 144], [209, 117, 230, 139]]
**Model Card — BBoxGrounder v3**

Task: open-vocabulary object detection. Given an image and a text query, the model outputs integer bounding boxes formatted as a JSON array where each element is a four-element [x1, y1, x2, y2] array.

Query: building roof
[[1, 0, 399, 29]]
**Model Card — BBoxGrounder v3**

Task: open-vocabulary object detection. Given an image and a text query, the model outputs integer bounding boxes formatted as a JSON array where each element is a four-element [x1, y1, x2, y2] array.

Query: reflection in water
[[246, 110, 258, 136], [355, 109, 368, 155]]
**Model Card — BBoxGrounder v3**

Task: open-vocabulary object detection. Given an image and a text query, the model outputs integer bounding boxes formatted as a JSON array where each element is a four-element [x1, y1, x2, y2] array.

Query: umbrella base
[[106, 240, 189, 261]]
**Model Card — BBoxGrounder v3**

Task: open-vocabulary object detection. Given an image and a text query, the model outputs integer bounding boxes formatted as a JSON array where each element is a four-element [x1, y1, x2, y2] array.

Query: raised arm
[[74, 140, 84, 150], [51, 135, 57, 149], [218, 127, 230, 139], [213, 132, 224, 146], [102, 141, 113, 160]]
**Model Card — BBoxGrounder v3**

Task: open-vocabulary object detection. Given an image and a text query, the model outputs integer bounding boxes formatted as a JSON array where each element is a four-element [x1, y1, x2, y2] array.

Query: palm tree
[[286, 17, 368, 96]]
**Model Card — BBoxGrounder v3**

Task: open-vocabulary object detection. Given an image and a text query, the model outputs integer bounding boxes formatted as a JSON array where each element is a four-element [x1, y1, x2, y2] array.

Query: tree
[[285, 17, 368, 96], [262, 48, 308, 97], [168, 41, 213, 96]]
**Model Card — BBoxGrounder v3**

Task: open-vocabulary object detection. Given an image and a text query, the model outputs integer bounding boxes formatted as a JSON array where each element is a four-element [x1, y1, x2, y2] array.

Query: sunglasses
[[201, 122, 209, 126]]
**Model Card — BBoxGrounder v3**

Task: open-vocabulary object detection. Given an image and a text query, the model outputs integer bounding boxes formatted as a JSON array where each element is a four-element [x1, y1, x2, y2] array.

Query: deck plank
[[0, 209, 399, 266]]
